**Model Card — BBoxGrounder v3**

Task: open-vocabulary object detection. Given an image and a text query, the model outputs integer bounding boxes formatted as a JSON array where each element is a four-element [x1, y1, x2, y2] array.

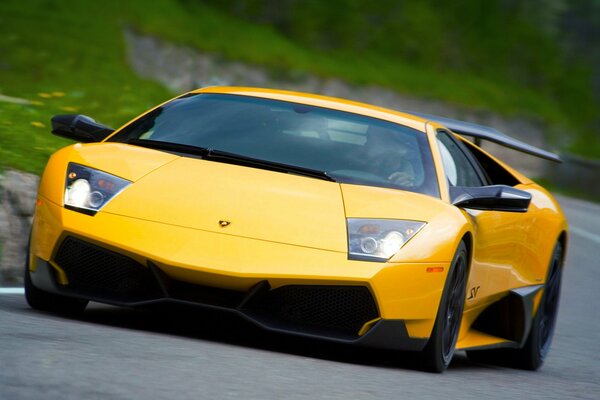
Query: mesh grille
[[54, 236, 160, 300], [246, 285, 378, 335]]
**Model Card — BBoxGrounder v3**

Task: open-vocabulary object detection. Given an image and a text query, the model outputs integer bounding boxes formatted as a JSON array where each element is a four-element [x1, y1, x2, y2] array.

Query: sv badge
[[467, 286, 480, 300]]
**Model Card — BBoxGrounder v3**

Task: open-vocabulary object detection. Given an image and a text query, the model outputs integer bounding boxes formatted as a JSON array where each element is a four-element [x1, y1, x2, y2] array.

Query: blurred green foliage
[[0, 0, 598, 175], [206, 0, 600, 155]]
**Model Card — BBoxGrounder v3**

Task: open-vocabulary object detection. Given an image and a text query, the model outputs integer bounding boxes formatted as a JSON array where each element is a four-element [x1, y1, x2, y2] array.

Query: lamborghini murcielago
[[25, 87, 567, 372]]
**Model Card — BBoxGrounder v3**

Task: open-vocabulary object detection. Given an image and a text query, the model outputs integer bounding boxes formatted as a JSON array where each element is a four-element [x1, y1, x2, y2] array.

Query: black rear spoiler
[[405, 112, 562, 163]]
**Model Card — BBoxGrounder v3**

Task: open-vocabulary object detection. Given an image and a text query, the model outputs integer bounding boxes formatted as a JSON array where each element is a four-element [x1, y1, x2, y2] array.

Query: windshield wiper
[[127, 139, 209, 157], [127, 139, 335, 182], [207, 149, 336, 182]]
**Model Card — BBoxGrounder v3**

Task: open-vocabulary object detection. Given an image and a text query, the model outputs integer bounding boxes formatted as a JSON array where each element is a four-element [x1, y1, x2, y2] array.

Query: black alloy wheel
[[536, 242, 563, 362], [442, 250, 467, 363], [421, 241, 468, 372]]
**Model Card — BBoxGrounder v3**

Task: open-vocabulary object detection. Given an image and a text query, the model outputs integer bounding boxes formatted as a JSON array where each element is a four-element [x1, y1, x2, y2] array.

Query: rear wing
[[406, 112, 562, 163]]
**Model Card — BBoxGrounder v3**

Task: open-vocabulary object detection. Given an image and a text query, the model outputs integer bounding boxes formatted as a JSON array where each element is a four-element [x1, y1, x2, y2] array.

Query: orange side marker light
[[426, 267, 444, 273]]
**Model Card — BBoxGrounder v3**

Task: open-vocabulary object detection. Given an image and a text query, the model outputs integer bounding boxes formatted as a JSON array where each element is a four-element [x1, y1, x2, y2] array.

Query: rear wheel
[[24, 241, 88, 315], [467, 242, 563, 370], [421, 241, 468, 372]]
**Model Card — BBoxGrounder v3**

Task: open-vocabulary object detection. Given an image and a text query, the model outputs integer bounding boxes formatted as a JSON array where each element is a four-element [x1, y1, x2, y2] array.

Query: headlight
[[347, 218, 426, 262], [64, 163, 130, 215]]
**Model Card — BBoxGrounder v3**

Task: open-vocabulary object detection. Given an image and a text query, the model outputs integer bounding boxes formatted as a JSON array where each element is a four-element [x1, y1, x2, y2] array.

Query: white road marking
[[0, 288, 24, 294], [570, 226, 600, 244]]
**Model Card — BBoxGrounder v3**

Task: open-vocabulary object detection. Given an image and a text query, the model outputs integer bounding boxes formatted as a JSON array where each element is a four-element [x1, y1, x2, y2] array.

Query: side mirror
[[450, 185, 531, 213], [51, 114, 114, 143]]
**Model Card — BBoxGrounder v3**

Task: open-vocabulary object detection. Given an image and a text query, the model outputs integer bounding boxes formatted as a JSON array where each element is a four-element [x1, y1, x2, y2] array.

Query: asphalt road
[[1, 195, 599, 400]]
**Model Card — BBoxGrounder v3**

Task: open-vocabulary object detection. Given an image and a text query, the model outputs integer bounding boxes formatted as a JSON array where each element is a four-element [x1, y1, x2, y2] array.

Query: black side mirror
[[51, 114, 114, 143], [450, 185, 531, 213]]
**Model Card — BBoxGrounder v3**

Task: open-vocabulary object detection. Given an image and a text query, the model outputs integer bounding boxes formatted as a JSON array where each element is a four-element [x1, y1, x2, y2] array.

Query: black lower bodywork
[[468, 285, 543, 350], [30, 235, 427, 351]]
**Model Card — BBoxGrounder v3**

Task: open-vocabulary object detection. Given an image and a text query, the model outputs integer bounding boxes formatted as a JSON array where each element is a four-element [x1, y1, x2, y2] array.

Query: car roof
[[192, 86, 428, 133], [191, 87, 560, 164]]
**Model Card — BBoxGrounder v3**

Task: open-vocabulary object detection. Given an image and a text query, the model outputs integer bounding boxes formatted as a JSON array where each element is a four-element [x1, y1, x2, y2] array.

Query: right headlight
[[347, 218, 426, 262], [64, 163, 130, 215]]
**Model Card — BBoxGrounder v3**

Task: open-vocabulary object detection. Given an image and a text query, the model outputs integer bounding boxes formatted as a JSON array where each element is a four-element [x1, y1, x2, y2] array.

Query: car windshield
[[109, 93, 439, 197]]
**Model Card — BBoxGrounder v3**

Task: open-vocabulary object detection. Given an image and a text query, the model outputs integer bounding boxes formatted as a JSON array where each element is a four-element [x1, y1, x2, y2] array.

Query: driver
[[362, 125, 416, 186]]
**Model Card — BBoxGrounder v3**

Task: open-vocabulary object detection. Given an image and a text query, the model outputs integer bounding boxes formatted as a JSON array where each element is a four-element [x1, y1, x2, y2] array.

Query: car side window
[[460, 140, 521, 186], [436, 130, 484, 187]]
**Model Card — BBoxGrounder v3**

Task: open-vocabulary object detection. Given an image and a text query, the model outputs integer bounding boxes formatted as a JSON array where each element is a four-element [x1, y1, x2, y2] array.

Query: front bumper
[[31, 196, 450, 346], [31, 252, 426, 351]]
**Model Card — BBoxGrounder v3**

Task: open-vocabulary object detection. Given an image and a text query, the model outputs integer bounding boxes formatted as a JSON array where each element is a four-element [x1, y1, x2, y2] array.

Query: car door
[[435, 130, 537, 314]]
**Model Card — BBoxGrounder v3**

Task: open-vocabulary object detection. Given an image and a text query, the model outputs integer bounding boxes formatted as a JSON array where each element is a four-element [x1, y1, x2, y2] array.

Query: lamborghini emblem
[[218, 220, 231, 227]]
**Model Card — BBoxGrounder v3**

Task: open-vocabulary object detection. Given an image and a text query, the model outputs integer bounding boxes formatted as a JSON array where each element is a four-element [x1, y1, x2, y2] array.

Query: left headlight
[[347, 218, 426, 262], [64, 163, 131, 215]]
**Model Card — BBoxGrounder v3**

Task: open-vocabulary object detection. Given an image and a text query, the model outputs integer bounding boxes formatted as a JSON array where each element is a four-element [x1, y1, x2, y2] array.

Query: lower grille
[[53, 237, 379, 336], [245, 285, 378, 335], [54, 236, 160, 300]]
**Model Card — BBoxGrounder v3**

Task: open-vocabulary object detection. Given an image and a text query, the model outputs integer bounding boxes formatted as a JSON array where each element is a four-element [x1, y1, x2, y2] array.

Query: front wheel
[[421, 241, 468, 372]]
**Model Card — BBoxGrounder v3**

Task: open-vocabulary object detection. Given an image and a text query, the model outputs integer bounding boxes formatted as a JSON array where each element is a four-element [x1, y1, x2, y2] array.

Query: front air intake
[[54, 236, 161, 301], [244, 285, 378, 335]]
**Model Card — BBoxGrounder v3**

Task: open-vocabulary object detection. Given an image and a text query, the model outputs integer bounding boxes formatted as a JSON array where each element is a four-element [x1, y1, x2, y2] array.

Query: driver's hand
[[388, 171, 415, 186]]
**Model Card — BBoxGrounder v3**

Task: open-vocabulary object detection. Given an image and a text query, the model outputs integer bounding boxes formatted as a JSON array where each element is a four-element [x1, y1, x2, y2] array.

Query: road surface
[[1, 195, 598, 399]]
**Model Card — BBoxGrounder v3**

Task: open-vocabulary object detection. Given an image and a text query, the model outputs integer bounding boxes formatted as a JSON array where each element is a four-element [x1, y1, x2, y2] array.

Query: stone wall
[[0, 170, 39, 285]]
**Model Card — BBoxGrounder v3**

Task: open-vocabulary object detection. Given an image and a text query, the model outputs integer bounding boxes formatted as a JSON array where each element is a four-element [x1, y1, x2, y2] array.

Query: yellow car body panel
[[103, 156, 348, 252], [29, 86, 568, 355]]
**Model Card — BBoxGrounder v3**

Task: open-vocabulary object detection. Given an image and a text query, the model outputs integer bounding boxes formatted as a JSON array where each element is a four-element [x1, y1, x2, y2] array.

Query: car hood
[[102, 153, 348, 252], [47, 144, 459, 256]]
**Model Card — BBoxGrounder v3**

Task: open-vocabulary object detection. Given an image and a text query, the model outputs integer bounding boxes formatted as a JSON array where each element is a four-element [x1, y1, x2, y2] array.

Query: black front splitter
[[30, 258, 427, 352]]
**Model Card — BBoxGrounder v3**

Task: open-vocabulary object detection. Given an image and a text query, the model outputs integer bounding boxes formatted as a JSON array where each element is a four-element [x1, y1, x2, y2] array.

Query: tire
[[24, 240, 88, 315], [467, 242, 563, 370], [421, 241, 468, 372]]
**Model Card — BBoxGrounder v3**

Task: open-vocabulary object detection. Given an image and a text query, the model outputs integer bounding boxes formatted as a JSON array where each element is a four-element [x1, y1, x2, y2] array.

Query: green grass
[[0, 1, 173, 174], [131, 1, 572, 120], [0, 0, 597, 175]]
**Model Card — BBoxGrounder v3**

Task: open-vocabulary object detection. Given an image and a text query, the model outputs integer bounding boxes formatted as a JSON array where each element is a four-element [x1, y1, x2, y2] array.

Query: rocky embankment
[[0, 171, 39, 285]]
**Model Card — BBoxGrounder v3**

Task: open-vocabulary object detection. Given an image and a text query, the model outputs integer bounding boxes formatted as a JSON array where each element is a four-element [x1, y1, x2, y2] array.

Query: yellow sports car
[[26, 87, 567, 372]]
